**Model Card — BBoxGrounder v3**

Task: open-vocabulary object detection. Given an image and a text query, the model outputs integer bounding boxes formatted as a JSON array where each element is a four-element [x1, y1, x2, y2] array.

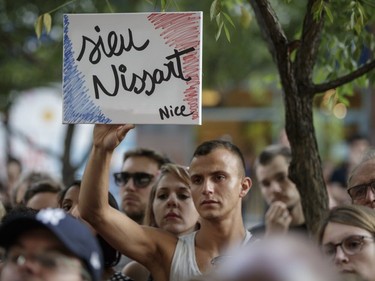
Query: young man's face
[[256, 155, 300, 209], [119, 156, 160, 223], [0, 228, 86, 281], [189, 148, 251, 220]]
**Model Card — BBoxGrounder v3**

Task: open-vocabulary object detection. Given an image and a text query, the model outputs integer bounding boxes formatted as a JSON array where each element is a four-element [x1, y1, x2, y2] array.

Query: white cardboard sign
[[63, 12, 202, 124]]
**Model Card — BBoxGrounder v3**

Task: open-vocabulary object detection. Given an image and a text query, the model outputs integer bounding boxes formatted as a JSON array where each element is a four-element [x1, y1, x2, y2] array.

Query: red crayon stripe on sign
[[148, 13, 201, 121]]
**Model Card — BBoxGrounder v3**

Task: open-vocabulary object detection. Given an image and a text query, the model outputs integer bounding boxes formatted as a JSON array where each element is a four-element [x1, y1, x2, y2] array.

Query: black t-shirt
[[329, 163, 349, 188]]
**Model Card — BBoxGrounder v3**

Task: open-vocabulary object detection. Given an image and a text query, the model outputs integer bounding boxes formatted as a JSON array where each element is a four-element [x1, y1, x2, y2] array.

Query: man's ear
[[240, 177, 252, 198]]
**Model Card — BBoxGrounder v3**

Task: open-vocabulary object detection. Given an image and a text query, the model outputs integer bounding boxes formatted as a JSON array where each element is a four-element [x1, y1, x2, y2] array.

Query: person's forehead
[[256, 155, 288, 178], [350, 159, 375, 186], [322, 222, 370, 243], [122, 156, 160, 171], [156, 184, 190, 194], [64, 185, 80, 200], [26, 192, 59, 209], [158, 173, 186, 185]]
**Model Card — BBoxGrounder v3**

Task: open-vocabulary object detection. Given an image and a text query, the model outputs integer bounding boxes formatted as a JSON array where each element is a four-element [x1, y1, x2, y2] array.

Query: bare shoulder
[[143, 225, 179, 253], [139, 226, 179, 280]]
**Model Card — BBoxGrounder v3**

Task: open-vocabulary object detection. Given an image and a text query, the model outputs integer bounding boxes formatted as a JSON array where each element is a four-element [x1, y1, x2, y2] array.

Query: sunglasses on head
[[113, 172, 154, 188]]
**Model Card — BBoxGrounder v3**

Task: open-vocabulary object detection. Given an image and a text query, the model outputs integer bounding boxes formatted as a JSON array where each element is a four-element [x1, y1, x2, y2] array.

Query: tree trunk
[[62, 124, 76, 187], [248, 0, 329, 238], [284, 87, 328, 238]]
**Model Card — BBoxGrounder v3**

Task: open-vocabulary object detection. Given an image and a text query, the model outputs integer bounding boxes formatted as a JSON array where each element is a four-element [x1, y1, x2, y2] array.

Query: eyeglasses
[[113, 172, 154, 188], [4, 248, 91, 280], [347, 180, 375, 201], [322, 235, 374, 260]]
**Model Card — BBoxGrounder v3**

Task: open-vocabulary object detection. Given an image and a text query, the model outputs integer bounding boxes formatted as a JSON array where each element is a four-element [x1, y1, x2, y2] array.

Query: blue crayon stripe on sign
[[63, 15, 111, 123]]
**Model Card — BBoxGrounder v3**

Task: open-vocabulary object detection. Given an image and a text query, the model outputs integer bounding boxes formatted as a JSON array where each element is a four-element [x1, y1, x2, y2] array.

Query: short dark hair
[[1, 206, 38, 224], [12, 171, 56, 206], [58, 180, 81, 207], [7, 156, 22, 171], [255, 145, 291, 169], [23, 180, 64, 205], [347, 133, 369, 145], [123, 148, 172, 168], [192, 140, 247, 173]]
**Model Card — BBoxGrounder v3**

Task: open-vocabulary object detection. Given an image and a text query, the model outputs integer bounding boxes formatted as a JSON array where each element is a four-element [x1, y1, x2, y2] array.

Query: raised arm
[[79, 124, 176, 274]]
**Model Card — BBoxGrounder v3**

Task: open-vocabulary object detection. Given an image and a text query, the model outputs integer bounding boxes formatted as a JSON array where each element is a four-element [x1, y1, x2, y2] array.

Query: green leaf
[[323, 4, 333, 23], [311, 0, 324, 21], [161, 0, 166, 11], [357, 2, 367, 24], [327, 90, 337, 111], [210, 0, 221, 21], [216, 13, 221, 26], [350, 12, 355, 30], [354, 22, 362, 35], [222, 12, 235, 28], [224, 23, 231, 42], [43, 13, 52, 34], [35, 15, 43, 39], [215, 21, 224, 41], [339, 96, 350, 107]]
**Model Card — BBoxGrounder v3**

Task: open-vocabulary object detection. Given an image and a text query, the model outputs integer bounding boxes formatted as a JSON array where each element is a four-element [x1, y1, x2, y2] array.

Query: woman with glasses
[[318, 204, 375, 281], [123, 163, 200, 281]]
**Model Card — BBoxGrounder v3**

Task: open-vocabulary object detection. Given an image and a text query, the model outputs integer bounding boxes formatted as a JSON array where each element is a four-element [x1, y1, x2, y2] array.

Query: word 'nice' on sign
[[62, 12, 202, 125]]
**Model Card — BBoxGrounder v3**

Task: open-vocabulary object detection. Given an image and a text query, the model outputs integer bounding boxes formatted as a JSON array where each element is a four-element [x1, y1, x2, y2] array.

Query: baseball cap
[[0, 208, 103, 281]]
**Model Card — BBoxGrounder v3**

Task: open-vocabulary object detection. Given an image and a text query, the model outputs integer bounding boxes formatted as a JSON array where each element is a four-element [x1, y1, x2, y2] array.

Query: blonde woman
[[123, 163, 199, 281]]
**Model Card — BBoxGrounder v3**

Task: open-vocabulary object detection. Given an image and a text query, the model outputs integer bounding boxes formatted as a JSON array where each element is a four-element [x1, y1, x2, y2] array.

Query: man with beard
[[250, 144, 306, 238], [115, 148, 171, 224], [113, 147, 171, 271]]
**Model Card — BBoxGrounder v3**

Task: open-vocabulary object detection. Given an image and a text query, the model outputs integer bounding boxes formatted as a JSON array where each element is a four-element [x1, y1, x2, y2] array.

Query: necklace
[[210, 230, 252, 267]]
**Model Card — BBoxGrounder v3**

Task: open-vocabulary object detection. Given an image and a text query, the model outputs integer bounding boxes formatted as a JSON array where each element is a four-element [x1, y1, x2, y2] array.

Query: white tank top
[[169, 230, 252, 281]]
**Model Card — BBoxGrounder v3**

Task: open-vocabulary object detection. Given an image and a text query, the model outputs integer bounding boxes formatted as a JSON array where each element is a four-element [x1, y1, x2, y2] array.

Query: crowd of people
[[0, 124, 374, 281]]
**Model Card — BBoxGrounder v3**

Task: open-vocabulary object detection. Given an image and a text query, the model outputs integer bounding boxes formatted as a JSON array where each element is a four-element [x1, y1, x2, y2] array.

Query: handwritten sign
[[63, 12, 202, 124]]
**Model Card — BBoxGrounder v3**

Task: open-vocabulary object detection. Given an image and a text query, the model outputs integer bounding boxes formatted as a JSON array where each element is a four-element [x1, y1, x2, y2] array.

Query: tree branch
[[313, 59, 375, 94], [62, 124, 74, 167], [75, 141, 92, 170], [295, 0, 325, 86], [248, 0, 289, 65]]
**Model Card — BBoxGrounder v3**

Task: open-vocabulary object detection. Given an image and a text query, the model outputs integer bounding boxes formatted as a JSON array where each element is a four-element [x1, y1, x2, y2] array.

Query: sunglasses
[[347, 180, 375, 201], [113, 172, 154, 188], [322, 235, 374, 260]]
